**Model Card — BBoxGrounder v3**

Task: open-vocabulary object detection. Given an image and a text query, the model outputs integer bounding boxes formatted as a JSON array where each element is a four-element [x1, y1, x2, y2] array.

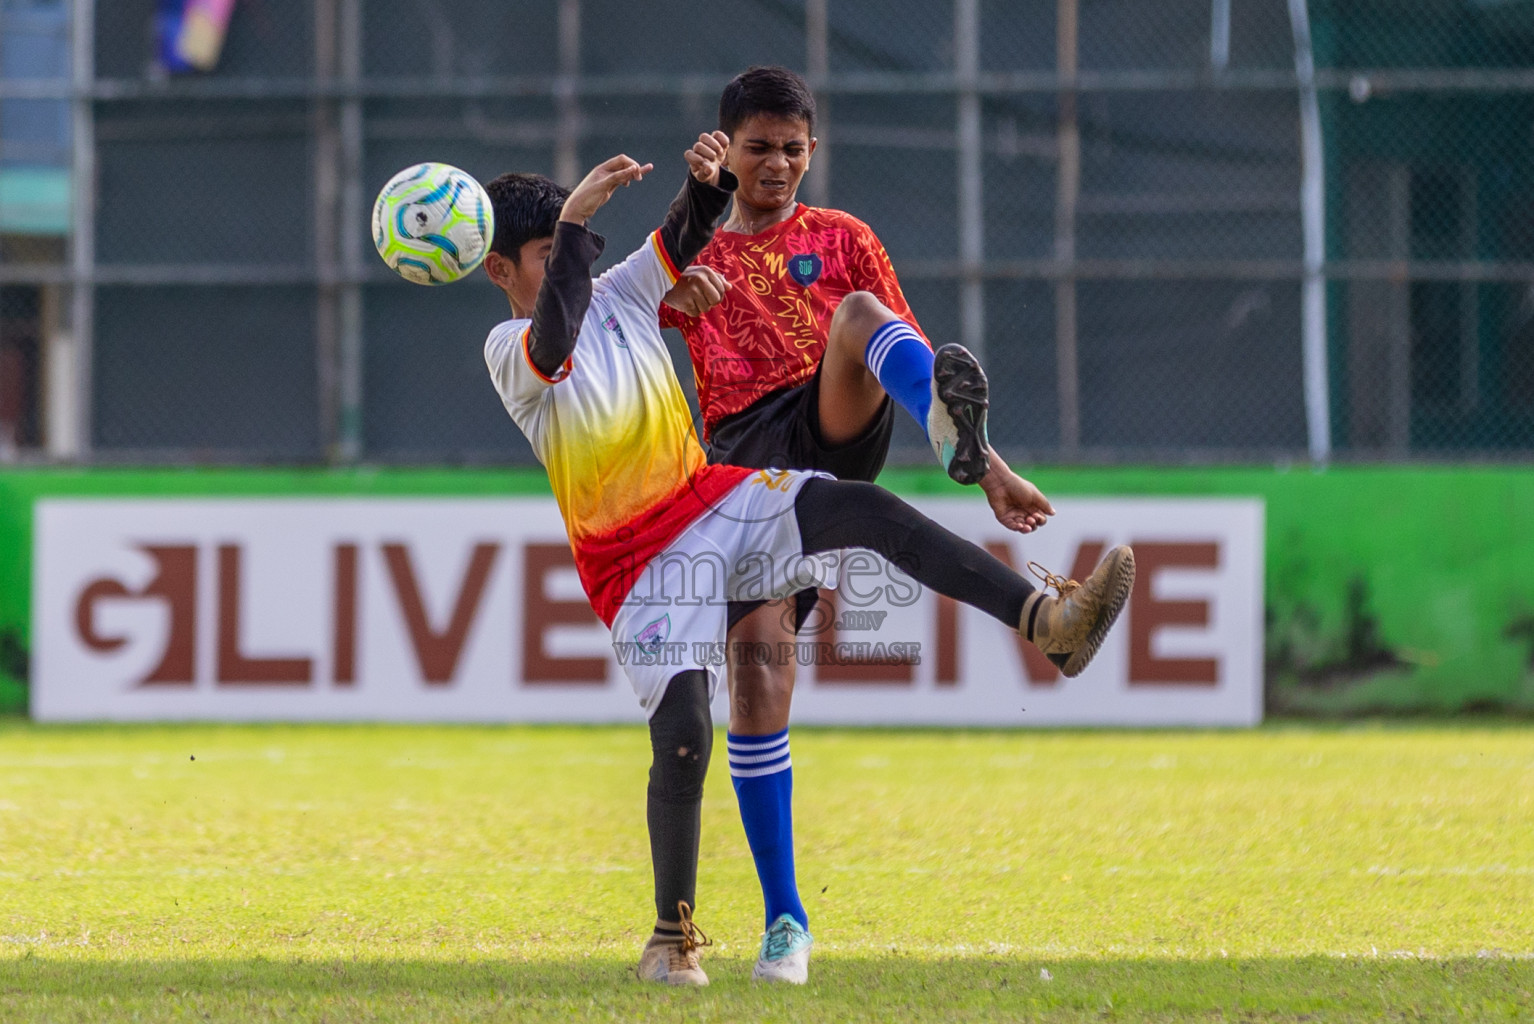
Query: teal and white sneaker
[[928, 344, 991, 486], [752, 913, 813, 984]]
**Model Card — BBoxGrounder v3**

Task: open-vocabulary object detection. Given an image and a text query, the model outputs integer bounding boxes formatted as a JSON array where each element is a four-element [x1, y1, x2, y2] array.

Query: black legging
[[793, 478, 1034, 628], [646, 670, 712, 923]]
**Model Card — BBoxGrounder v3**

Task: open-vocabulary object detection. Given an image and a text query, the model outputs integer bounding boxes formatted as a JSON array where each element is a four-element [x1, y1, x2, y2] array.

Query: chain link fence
[[3, 0, 1534, 463]]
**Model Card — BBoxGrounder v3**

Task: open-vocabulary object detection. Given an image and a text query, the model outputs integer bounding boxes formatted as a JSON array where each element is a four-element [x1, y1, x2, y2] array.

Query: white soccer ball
[[372, 162, 495, 285]]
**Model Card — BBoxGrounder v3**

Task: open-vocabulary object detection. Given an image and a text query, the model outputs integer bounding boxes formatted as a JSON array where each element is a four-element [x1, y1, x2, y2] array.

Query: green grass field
[[1, 721, 1531, 1022]]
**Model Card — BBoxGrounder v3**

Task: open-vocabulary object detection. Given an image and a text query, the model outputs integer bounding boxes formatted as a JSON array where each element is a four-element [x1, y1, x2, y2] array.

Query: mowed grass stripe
[[3, 956, 1531, 1022], [1, 723, 1531, 1022]]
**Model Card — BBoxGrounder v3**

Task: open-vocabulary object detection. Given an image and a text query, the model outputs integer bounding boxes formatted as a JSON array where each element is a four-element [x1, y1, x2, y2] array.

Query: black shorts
[[707, 364, 896, 633], [707, 363, 896, 482]]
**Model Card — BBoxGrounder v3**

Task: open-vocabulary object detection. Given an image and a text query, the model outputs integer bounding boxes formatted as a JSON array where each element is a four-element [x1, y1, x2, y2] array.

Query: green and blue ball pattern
[[372, 163, 494, 285]]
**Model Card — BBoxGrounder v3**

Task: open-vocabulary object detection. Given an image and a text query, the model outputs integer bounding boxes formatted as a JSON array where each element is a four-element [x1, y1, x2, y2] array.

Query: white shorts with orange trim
[[609, 468, 837, 717]]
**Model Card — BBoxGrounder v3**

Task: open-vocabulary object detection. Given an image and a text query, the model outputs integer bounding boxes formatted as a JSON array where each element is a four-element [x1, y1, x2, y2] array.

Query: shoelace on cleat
[[666, 944, 701, 973], [676, 901, 711, 956], [761, 920, 803, 961], [1028, 561, 1080, 597]]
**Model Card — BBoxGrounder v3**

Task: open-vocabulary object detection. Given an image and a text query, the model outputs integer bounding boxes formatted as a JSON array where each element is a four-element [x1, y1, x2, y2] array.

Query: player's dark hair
[[718, 65, 816, 137], [484, 172, 569, 261]]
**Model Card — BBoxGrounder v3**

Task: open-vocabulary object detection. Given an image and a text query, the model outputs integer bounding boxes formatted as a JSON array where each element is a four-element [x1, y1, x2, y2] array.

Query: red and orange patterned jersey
[[659, 204, 928, 439]]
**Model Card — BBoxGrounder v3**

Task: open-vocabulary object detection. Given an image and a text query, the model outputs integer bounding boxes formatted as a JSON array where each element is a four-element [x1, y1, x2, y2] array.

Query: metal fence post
[[338, 0, 364, 461], [1385, 167, 1411, 456], [1055, 0, 1081, 456], [805, 0, 830, 209], [66, 0, 94, 460], [315, 0, 363, 462], [1210, 0, 1232, 73], [956, 0, 984, 365], [315, 0, 341, 460], [555, 0, 581, 186], [1289, 0, 1332, 465]]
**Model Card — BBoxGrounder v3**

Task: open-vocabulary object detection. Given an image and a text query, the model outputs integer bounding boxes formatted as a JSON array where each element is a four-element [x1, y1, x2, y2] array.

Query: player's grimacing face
[[726, 115, 815, 213]]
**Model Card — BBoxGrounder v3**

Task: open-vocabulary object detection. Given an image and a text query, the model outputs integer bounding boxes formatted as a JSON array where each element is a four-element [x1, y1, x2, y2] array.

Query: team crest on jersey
[[634, 614, 671, 654], [788, 253, 823, 287], [601, 312, 629, 348]]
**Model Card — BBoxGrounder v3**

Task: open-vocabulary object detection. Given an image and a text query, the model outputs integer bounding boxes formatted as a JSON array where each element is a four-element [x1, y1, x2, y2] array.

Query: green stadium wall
[[2, 465, 1531, 717]]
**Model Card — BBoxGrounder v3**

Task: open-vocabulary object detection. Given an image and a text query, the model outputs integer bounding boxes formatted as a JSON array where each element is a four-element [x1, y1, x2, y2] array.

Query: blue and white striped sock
[[863, 319, 934, 437], [727, 728, 808, 931]]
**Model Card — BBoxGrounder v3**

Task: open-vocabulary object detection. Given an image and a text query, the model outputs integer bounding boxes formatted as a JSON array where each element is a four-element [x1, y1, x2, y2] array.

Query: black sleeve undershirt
[[657, 168, 737, 272], [526, 220, 604, 380], [525, 170, 737, 380]]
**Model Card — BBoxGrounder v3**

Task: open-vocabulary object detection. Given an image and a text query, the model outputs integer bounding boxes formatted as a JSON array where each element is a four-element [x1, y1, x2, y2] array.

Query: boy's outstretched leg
[[793, 479, 1135, 676], [820, 291, 991, 485], [637, 670, 714, 986]]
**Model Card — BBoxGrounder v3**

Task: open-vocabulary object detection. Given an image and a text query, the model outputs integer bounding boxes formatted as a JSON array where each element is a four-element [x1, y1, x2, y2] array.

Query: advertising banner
[[32, 496, 1263, 725]]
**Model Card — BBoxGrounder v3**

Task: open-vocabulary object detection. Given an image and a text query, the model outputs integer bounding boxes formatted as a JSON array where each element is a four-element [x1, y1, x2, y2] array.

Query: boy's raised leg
[[819, 291, 992, 485]]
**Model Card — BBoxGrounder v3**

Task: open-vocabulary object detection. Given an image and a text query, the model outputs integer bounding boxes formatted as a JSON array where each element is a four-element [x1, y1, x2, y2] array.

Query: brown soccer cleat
[[635, 901, 711, 987], [1019, 546, 1136, 677]]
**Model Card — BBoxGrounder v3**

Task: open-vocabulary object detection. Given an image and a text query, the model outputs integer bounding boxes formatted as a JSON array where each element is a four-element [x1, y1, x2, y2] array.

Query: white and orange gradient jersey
[[486, 230, 752, 626]]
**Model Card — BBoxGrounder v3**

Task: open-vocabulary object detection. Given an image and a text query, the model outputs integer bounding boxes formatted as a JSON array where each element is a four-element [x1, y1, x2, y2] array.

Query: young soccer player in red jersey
[[657, 66, 1059, 982], [481, 135, 1134, 985]]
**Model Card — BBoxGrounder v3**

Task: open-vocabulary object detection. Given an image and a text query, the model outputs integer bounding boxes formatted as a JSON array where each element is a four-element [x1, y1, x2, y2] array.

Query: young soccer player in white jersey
[[480, 133, 1136, 986]]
